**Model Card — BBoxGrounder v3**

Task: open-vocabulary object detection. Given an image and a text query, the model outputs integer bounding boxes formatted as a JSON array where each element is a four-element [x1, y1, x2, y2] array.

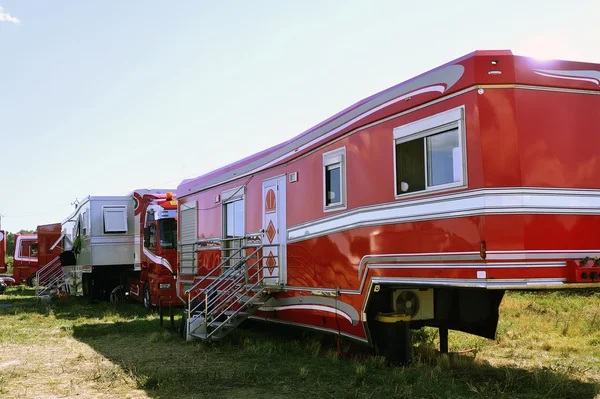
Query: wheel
[[26, 274, 37, 288], [143, 282, 152, 309]]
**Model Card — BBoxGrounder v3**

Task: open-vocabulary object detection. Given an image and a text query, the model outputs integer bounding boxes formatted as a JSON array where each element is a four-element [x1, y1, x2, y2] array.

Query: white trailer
[[61, 195, 136, 299], [60, 189, 177, 302]]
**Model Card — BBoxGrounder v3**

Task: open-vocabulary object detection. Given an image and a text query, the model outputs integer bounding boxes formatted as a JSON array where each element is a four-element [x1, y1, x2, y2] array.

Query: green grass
[[0, 288, 599, 398]]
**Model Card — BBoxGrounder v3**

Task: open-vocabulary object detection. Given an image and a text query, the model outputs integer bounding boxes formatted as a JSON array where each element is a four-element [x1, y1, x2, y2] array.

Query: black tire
[[143, 282, 152, 309], [26, 274, 37, 288]]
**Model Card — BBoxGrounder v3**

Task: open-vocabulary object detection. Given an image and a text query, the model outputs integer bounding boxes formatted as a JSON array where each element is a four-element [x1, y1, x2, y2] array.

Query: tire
[[26, 274, 37, 288], [143, 282, 152, 309]]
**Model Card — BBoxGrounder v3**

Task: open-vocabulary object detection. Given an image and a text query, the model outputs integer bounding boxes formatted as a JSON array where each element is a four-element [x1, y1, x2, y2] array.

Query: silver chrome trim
[[288, 187, 600, 242], [370, 277, 566, 289]]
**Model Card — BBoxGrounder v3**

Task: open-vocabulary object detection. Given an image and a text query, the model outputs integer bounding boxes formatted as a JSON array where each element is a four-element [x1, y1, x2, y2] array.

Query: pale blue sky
[[1, 0, 598, 233]]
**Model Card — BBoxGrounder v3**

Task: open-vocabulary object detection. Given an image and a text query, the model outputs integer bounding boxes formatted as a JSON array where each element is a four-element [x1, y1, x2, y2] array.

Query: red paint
[[176, 51, 600, 340], [2, 224, 62, 286], [0, 230, 6, 273], [129, 191, 179, 308]]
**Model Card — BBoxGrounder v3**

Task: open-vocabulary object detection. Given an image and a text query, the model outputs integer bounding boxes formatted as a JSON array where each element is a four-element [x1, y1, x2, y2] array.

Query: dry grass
[[0, 288, 599, 398]]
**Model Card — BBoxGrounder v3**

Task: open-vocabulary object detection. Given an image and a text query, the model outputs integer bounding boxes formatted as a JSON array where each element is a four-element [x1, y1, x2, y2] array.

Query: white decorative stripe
[[288, 188, 600, 242], [248, 85, 447, 176], [13, 255, 37, 262], [142, 247, 173, 273], [371, 277, 566, 289], [533, 69, 600, 86], [371, 261, 564, 269], [260, 304, 353, 324]]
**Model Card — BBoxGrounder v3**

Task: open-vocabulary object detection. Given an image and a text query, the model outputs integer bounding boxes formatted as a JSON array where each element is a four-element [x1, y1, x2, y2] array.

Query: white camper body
[[63, 195, 138, 269]]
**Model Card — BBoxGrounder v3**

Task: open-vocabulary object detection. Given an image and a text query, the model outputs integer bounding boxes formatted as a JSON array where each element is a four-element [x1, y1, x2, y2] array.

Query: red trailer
[[176, 50, 600, 361], [0, 224, 62, 287], [0, 230, 5, 272]]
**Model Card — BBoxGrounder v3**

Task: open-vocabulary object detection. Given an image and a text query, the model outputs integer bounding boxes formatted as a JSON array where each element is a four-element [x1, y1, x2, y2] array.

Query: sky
[[0, 0, 599, 233]]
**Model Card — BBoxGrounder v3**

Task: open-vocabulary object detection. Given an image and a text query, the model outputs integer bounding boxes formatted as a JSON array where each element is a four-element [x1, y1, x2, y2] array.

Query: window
[[394, 107, 465, 196], [103, 206, 128, 233], [223, 198, 245, 268], [323, 147, 346, 211], [159, 218, 177, 249], [20, 240, 38, 258], [82, 211, 88, 236], [224, 199, 245, 238], [144, 224, 156, 249]]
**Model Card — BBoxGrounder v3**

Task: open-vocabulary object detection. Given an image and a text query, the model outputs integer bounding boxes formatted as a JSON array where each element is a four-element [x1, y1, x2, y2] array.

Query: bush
[[4, 256, 14, 274]]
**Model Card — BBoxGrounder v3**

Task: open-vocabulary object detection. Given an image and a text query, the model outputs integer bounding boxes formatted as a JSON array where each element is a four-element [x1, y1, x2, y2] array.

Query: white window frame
[[223, 197, 245, 238], [393, 106, 467, 198], [103, 205, 128, 234], [323, 147, 347, 212]]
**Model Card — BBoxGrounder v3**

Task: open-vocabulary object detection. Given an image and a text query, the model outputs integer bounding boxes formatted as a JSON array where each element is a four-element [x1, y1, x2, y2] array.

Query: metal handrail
[[187, 250, 280, 337], [188, 245, 264, 315], [204, 263, 275, 338], [35, 256, 62, 293], [185, 245, 246, 297], [184, 235, 275, 297], [184, 233, 282, 340]]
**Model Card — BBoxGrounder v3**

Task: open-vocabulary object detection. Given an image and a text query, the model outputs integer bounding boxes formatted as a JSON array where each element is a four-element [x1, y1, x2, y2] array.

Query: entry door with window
[[262, 176, 287, 285]]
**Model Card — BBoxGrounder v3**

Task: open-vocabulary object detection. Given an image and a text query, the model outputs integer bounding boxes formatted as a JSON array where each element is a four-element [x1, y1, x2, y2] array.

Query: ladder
[[35, 256, 66, 297], [184, 235, 279, 341]]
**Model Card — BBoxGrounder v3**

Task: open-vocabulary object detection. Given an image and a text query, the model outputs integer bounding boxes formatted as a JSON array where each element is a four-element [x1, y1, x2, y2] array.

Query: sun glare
[[513, 35, 596, 63]]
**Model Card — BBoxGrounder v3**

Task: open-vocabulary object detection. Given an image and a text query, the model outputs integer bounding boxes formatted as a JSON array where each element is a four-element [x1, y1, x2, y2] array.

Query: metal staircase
[[35, 256, 67, 297], [183, 235, 279, 341]]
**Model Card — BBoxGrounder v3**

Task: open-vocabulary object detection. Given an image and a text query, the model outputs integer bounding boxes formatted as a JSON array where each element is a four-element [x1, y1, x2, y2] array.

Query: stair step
[[223, 310, 250, 317], [190, 332, 224, 341], [207, 319, 237, 329]]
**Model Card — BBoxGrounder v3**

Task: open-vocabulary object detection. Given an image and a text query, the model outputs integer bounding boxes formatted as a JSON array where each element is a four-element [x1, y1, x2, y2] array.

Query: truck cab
[[12, 234, 39, 286], [129, 190, 179, 308]]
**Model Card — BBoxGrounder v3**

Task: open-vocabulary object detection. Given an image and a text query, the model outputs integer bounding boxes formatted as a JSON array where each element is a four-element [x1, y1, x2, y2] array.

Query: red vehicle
[[56, 190, 179, 308], [183, 50, 598, 361], [0, 230, 6, 272], [129, 190, 179, 308], [0, 224, 62, 287]]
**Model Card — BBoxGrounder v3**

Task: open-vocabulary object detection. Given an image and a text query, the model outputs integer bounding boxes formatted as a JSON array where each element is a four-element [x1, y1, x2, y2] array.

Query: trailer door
[[262, 176, 287, 285]]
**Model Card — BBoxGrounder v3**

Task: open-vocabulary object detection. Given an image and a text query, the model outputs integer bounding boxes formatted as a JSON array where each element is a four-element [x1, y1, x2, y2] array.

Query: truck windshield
[[158, 218, 177, 250]]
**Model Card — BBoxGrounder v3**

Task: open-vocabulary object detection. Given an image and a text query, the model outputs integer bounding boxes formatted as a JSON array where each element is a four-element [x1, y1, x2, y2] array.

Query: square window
[[103, 206, 128, 234], [394, 107, 465, 196], [323, 147, 346, 211], [326, 164, 342, 206]]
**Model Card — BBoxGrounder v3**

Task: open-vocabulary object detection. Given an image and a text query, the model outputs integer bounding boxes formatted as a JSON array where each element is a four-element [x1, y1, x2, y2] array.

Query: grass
[[0, 288, 599, 398]]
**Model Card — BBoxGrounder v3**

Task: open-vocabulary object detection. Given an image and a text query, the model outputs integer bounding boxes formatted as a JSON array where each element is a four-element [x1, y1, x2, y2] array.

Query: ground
[[0, 287, 598, 398]]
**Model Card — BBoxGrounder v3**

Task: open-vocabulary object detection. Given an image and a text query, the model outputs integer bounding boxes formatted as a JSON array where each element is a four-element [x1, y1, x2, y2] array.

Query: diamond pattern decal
[[266, 250, 277, 274], [266, 220, 276, 244]]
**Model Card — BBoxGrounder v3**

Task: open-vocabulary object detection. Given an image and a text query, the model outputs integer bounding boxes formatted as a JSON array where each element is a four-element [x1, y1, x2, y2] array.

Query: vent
[[179, 201, 197, 275]]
